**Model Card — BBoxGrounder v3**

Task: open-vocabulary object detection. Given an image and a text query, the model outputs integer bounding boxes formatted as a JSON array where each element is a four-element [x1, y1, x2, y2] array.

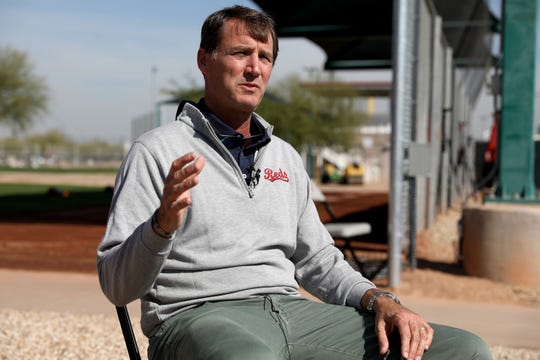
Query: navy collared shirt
[[195, 99, 271, 185]]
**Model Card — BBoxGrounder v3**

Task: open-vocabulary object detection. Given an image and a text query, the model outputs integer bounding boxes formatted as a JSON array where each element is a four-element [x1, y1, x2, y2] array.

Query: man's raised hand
[[157, 152, 206, 234]]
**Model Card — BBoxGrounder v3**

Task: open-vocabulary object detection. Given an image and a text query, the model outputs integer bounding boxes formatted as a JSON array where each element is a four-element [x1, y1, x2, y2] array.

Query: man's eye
[[261, 56, 272, 64]]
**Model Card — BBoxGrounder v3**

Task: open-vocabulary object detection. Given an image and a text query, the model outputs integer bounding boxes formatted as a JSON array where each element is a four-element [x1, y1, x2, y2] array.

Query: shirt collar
[[196, 99, 270, 152]]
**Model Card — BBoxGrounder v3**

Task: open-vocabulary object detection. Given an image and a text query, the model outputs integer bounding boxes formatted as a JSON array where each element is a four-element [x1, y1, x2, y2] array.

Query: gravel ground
[[0, 309, 147, 360], [1, 308, 539, 360]]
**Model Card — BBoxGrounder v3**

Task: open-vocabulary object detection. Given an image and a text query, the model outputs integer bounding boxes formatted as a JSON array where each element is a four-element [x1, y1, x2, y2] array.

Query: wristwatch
[[365, 291, 400, 313], [151, 210, 174, 239]]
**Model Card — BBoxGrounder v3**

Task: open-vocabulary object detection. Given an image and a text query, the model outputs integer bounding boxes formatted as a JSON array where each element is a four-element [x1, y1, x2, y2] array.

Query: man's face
[[198, 19, 274, 121]]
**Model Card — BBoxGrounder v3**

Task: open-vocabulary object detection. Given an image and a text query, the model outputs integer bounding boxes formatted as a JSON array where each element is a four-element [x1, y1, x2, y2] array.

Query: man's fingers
[[168, 157, 205, 207], [174, 155, 205, 181], [372, 298, 434, 360], [402, 323, 433, 360], [416, 327, 430, 358], [172, 175, 199, 195], [376, 319, 390, 355], [169, 176, 200, 207], [171, 157, 205, 197], [192, 156, 206, 175], [415, 324, 433, 355], [408, 325, 423, 360], [419, 324, 433, 353], [170, 193, 193, 210], [158, 154, 205, 232], [165, 154, 205, 194], [167, 152, 197, 180], [399, 326, 411, 359], [424, 325, 434, 350]]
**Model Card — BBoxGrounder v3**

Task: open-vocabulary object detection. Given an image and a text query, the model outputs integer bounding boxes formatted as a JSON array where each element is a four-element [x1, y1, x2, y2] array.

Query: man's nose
[[245, 54, 262, 76]]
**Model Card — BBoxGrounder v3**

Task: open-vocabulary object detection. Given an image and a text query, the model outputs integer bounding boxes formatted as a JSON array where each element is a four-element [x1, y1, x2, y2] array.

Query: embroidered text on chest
[[264, 168, 289, 182]]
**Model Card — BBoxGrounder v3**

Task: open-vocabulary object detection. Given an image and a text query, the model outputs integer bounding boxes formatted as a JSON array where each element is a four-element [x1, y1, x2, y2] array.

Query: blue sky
[[0, 0, 335, 142], [0, 0, 537, 142]]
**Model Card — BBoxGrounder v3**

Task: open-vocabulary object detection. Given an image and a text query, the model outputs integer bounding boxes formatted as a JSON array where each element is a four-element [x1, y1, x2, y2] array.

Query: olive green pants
[[148, 295, 491, 360]]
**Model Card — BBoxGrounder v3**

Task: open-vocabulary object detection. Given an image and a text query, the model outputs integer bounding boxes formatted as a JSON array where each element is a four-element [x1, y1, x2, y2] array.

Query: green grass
[[0, 183, 113, 217]]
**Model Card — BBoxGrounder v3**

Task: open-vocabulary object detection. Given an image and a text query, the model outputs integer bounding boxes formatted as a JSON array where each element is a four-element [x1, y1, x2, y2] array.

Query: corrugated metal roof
[[253, 0, 496, 70]]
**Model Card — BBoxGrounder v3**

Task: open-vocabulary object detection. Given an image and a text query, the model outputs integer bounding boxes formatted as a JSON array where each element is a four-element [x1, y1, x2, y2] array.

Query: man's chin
[[236, 97, 262, 112]]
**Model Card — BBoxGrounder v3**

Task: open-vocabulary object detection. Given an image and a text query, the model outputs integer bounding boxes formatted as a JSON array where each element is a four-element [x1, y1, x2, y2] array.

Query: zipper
[[247, 125, 272, 196], [202, 121, 262, 198]]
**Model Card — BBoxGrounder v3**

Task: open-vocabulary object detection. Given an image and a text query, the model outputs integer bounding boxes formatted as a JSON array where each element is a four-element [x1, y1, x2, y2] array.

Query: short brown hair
[[200, 5, 279, 64]]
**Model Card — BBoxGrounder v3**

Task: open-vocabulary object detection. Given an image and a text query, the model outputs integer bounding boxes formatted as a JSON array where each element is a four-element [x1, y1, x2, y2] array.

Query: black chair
[[311, 181, 389, 280], [115, 305, 142, 360]]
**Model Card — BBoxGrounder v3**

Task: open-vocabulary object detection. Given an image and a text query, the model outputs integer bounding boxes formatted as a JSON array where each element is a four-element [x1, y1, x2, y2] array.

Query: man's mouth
[[240, 82, 259, 90]]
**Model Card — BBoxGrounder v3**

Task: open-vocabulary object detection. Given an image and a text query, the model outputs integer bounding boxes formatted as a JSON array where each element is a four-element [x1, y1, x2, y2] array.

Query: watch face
[[367, 292, 399, 312]]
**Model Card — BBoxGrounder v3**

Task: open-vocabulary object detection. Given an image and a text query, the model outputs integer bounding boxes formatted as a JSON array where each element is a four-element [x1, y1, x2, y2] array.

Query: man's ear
[[197, 48, 209, 74]]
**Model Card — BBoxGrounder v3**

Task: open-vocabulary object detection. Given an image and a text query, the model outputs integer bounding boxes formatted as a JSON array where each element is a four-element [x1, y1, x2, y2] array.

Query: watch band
[[365, 291, 400, 313], [151, 210, 174, 239]]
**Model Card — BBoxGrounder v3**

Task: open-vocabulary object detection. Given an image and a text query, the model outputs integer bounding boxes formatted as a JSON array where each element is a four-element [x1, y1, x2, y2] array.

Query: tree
[[0, 129, 125, 165], [25, 129, 73, 154], [161, 73, 366, 151], [258, 74, 366, 151], [0, 47, 48, 134], [160, 77, 204, 103], [77, 139, 124, 161]]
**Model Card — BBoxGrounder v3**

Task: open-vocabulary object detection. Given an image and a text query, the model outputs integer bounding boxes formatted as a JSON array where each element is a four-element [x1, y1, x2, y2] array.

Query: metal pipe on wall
[[389, 0, 415, 287]]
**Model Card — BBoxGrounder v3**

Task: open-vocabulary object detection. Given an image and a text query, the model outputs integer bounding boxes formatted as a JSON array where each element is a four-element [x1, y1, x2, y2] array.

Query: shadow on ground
[[0, 187, 113, 225]]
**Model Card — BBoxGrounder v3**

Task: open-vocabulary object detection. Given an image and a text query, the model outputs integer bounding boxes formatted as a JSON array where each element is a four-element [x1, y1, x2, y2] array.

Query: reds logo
[[264, 168, 289, 182]]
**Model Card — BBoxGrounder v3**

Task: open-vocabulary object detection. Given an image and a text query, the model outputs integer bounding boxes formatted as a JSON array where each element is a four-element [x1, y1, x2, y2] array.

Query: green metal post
[[497, 0, 538, 200]]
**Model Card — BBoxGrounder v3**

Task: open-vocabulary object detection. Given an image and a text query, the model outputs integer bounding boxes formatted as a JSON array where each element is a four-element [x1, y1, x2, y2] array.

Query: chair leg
[[115, 306, 142, 360], [342, 240, 389, 280]]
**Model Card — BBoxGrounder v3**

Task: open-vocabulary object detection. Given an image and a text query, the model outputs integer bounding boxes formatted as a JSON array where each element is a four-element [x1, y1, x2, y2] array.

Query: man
[[98, 5, 491, 360]]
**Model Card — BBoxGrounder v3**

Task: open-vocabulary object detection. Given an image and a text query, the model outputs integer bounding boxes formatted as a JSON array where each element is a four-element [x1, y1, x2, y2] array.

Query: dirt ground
[[1, 172, 539, 309]]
